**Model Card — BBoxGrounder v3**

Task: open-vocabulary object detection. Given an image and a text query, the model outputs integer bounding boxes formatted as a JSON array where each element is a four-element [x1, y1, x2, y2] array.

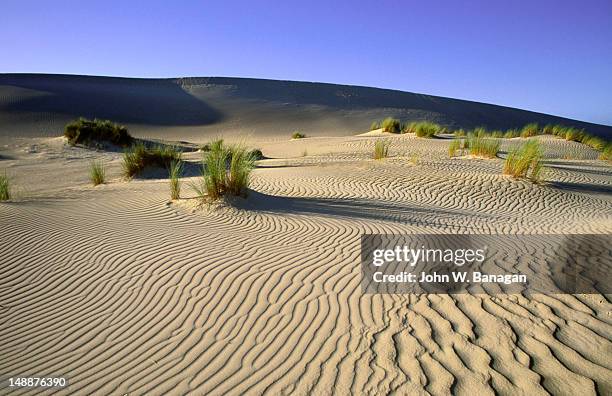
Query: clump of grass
[[454, 129, 466, 137], [564, 127, 584, 142], [542, 124, 554, 135], [89, 160, 106, 186], [466, 134, 500, 158], [410, 121, 443, 138], [448, 139, 464, 158], [370, 121, 381, 130], [409, 153, 421, 165], [122, 143, 181, 178], [64, 118, 131, 146], [192, 140, 255, 201], [520, 123, 540, 138], [0, 172, 10, 201], [381, 117, 401, 133], [599, 144, 611, 161], [473, 127, 489, 137], [504, 129, 520, 139], [249, 149, 264, 160], [581, 134, 606, 151], [169, 160, 183, 200], [292, 131, 305, 139], [373, 140, 390, 160], [490, 130, 503, 138], [503, 140, 543, 182]]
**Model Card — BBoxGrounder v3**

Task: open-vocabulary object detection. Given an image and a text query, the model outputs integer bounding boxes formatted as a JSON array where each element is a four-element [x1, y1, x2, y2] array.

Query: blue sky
[[2, 0, 611, 125]]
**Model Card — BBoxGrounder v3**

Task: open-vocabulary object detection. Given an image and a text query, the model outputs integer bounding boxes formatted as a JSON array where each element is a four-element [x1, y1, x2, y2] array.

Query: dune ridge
[[1, 74, 611, 143]]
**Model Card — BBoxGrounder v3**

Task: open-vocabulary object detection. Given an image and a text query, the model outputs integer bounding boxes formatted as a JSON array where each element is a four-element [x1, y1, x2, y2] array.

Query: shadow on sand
[[230, 190, 492, 227], [1, 74, 224, 126]]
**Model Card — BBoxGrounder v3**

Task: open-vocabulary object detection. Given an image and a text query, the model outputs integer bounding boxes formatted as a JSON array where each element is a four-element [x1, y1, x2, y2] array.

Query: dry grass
[[0, 172, 10, 201], [373, 140, 390, 160]]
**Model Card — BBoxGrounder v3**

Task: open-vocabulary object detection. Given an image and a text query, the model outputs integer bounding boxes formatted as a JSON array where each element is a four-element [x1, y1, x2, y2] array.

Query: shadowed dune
[[1, 74, 611, 141]]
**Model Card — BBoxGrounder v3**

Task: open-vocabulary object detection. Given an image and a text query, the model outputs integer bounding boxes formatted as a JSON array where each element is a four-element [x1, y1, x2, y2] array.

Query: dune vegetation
[[466, 134, 501, 158], [503, 140, 544, 182], [64, 118, 131, 146], [381, 117, 401, 133], [122, 143, 182, 178], [89, 160, 106, 186], [192, 139, 255, 201], [373, 140, 390, 159], [169, 160, 183, 200], [292, 131, 305, 139], [0, 172, 10, 201]]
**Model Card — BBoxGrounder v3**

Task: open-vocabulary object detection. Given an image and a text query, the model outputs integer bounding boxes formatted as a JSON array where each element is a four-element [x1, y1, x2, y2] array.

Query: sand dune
[[1, 130, 611, 394], [1, 74, 611, 143]]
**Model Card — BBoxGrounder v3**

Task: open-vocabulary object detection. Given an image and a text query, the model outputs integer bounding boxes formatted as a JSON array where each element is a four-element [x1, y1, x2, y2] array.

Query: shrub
[[169, 160, 183, 200], [192, 140, 255, 201], [381, 117, 401, 133], [413, 121, 442, 138], [122, 143, 181, 178], [370, 121, 381, 130], [373, 140, 389, 160], [466, 134, 500, 158], [0, 172, 10, 201], [520, 123, 540, 138], [64, 118, 131, 146], [503, 140, 543, 182], [89, 160, 106, 186], [292, 131, 305, 139]]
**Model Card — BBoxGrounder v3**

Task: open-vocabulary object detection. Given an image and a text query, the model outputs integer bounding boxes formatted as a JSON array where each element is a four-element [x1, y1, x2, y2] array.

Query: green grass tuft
[[89, 160, 106, 186], [381, 117, 401, 133], [600, 144, 612, 161], [292, 131, 306, 139], [407, 121, 443, 138], [448, 139, 464, 158], [520, 123, 540, 138], [0, 172, 10, 201], [192, 140, 255, 201], [373, 140, 390, 160], [122, 143, 182, 178], [466, 134, 500, 158], [503, 140, 543, 182], [370, 121, 381, 130], [64, 118, 131, 146], [169, 160, 183, 200]]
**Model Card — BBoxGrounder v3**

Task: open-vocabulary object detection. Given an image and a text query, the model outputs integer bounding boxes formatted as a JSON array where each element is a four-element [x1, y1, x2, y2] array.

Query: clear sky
[[2, 0, 611, 125]]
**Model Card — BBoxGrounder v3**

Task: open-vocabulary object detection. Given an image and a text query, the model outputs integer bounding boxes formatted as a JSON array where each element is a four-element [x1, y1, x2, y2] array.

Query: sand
[[0, 75, 611, 395], [0, 132, 610, 395]]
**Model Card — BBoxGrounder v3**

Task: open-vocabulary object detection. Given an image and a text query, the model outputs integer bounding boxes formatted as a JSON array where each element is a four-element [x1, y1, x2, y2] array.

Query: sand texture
[[0, 75, 611, 395]]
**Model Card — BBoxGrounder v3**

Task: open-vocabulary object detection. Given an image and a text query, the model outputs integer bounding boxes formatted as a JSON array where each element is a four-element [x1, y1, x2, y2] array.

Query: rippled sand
[[1, 134, 611, 395]]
